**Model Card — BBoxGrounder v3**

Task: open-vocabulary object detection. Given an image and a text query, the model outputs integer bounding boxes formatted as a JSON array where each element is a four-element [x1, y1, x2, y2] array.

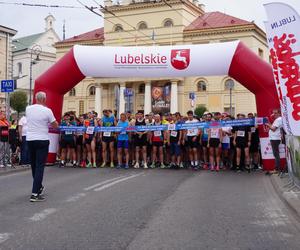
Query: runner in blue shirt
[[117, 113, 129, 169]]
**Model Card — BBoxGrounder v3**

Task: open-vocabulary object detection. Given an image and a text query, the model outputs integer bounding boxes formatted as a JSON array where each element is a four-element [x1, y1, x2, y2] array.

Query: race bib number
[[86, 126, 95, 135], [251, 127, 256, 133], [187, 129, 197, 136], [154, 131, 162, 137], [211, 129, 219, 139], [171, 131, 178, 137], [237, 131, 245, 137], [65, 130, 73, 135], [168, 124, 176, 131], [103, 131, 111, 137]]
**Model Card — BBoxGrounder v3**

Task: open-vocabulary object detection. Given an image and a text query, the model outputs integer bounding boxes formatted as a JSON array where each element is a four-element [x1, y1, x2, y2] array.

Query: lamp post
[[29, 44, 42, 105], [225, 79, 234, 116]]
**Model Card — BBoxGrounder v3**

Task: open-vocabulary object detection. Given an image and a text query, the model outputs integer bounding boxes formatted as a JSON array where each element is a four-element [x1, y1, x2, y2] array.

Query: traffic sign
[[189, 92, 196, 100], [1, 80, 15, 93], [124, 88, 134, 97]]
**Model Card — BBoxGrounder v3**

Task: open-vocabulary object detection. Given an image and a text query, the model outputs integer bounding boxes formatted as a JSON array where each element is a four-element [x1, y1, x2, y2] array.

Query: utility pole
[[63, 20, 66, 40]]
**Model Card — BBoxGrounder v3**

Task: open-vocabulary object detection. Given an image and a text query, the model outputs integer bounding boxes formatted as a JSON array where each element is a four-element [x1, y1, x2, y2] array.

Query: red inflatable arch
[[34, 41, 279, 169]]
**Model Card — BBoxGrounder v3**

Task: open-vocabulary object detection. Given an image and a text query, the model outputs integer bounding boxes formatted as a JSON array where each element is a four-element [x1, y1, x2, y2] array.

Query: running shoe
[[110, 162, 115, 168], [133, 162, 139, 169], [124, 164, 129, 169], [38, 186, 45, 196], [93, 163, 97, 168], [100, 162, 106, 168], [161, 163, 166, 169], [144, 163, 148, 169], [203, 164, 209, 170], [150, 163, 156, 169], [216, 165, 220, 172], [59, 161, 65, 168], [86, 162, 92, 168], [30, 194, 46, 202], [210, 166, 215, 171], [179, 163, 184, 168], [116, 164, 122, 169], [73, 161, 77, 168]]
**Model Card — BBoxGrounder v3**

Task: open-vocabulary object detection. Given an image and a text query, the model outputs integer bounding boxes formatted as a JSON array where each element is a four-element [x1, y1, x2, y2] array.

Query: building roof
[[184, 11, 252, 32], [56, 28, 104, 45], [0, 25, 17, 36], [12, 32, 44, 52]]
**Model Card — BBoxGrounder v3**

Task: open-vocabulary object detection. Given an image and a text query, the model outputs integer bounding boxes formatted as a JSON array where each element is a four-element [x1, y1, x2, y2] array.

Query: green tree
[[194, 105, 208, 118], [10, 91, 28, 117]]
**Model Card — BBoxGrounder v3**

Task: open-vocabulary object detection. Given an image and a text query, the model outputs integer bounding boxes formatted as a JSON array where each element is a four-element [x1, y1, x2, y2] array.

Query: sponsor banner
[[73, 42, 239, 78], [260, 137, 286, 160], [286, 135, 300, 187], [151, 84, 171, 115], [58, 118, 266, 133], [264, 3, 300, 136]]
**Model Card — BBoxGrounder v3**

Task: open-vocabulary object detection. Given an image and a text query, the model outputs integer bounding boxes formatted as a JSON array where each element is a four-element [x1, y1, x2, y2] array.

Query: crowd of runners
[[57, 110, 261, 172]]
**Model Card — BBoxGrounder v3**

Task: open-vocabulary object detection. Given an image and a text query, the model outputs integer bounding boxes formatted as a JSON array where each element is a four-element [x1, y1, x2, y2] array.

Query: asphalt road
[[0, 167, 300, 250]]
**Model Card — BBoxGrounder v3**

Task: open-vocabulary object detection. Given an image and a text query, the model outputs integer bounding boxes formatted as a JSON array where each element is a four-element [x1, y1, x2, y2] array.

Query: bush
[[10, 91, 28, 117], [194, 105, 208, 118]]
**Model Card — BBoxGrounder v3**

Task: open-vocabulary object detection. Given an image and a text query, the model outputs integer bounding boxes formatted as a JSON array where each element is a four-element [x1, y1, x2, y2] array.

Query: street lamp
[[225, 79, 234, 116], [29, 44, 42, 105]]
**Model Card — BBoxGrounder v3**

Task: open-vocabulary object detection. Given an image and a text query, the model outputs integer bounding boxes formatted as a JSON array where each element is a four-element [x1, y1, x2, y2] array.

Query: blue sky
[[0, 0, 299, 39]]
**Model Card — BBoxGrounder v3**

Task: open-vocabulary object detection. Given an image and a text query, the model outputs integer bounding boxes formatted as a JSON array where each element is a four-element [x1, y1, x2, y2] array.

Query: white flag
[[264, 3, 300, 136]]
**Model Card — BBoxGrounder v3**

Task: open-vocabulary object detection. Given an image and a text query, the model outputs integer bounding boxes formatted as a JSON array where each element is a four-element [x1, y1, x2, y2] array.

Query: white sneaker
[[144, 163, 148, 169], [134, 162, 140, 169]]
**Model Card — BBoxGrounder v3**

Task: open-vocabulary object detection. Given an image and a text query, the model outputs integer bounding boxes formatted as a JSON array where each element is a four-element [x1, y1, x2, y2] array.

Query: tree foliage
[[10, 91, 28, 115], [194, 105, 208, 118]]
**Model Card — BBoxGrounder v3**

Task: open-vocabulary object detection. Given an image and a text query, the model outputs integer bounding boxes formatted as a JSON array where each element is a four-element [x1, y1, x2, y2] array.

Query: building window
[[258, 48, 264, 58], [89, 86, 96, 96], [17, 62, 22, 76], [138, 84, 145, 94], [225, 79, 235, 90], [138, 22, 148, 30], [69, 88, 76, 97], [79, 100, 84, 115], [224, 107, 235, 116], [114, 24, 123, 32], [163, 19, 174, 27], [197, 81, 207, 92]]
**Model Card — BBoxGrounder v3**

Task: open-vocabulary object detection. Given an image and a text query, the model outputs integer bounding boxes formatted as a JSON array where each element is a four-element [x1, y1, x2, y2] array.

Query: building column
[[119, 82, 126, 115], [144, 81, 152, 114], [170, 80, 178, 113], [95, 84, 102, 117]]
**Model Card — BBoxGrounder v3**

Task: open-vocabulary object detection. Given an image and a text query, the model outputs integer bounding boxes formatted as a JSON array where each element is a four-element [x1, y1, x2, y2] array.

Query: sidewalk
[[0, 165, 30, 176], [270, 173, 300, 219]]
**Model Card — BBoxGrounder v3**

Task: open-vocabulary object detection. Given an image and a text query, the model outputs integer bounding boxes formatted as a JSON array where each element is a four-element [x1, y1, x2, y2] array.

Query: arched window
[[69, 88, 76, 97], [163, 19, 174, 27], [197, 81, 207, 92], [138, 22, 148, 30], [138, 84, 145, 94], [89, 86, 96, 96], [225, 79, 235, 90], [114, 24, 123, 32]]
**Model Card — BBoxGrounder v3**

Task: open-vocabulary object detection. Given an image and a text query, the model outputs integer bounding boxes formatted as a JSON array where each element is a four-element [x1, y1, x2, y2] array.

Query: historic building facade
[[12, 14, 60, 102], [56, 0, 268, 116], [0, 25, 17, 111]]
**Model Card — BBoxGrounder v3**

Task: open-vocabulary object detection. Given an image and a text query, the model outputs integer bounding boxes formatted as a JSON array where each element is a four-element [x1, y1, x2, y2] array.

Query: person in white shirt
[[266, 109, 283, 174], [18, 115, 30, 165], [26, 92, 58, 202]]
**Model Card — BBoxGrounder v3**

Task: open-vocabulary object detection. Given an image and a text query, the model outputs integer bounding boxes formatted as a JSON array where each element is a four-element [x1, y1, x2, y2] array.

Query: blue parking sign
[[189, 92, 195, 100], [1, 80, 15, 93]]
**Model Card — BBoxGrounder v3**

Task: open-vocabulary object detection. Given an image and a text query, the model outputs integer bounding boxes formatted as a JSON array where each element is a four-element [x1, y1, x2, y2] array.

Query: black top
[[233, 126, 251, 143]]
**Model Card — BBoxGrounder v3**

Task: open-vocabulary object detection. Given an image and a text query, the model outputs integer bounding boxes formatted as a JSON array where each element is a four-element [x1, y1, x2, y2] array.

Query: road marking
[[29, 208, 57, 222], [94, 174, 142, 192], [84, 175, 129, 191], [66, 193, 87, 202], [0, 233, 13, 244]]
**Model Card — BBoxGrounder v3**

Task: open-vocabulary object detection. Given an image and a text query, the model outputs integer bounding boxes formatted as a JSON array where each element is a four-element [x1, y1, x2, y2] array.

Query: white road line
[[29, 208, 57, 222], [0, 233, 13, 244], [94, 174, 142, 192], [66, 192, 87, 202], [84, 175, 129, 191]]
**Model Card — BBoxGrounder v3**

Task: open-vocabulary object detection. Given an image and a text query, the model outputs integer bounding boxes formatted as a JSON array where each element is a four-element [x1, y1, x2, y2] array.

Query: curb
[[270, 174, 300, 220], [0, 166, 30, 177]]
